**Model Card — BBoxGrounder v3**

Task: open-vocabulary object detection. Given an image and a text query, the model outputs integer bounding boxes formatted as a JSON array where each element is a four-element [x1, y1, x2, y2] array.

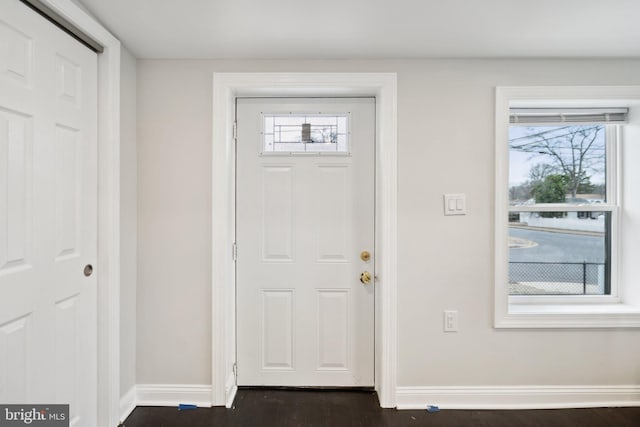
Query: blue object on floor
[[427, 405, 440, 413], [178, 404, 198, 410]]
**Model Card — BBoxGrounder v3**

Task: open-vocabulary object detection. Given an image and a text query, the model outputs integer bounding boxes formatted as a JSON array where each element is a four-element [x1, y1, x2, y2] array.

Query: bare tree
[[510, 125, 604, 198], [528, 163, 557, 184]]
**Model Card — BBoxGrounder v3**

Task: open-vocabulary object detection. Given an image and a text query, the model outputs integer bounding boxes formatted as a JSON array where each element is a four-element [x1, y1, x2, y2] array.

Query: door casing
[[212, 73, 398, 408]]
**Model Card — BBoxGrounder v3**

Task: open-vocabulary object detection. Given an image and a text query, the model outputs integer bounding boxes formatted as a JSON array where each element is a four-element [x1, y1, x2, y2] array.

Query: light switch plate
[[444, 310, 459, 332], [444, 194, 466, 215]]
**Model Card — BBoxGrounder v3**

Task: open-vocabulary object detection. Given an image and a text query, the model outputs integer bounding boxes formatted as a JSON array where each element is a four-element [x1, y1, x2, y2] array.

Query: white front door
[[236, 97, 375, 386], [0, 0, 98, 424]]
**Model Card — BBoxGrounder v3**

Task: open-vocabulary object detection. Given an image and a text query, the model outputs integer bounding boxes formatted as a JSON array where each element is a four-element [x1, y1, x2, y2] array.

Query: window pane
[[509, 211, 610, 295], [262, 114, 349, 155], [509, 125, 606, 205]]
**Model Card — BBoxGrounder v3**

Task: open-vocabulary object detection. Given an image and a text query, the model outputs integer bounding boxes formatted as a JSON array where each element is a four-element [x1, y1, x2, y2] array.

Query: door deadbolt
[[360, 251, 371, 262], [360, 271, 372, 285], [83, 264, 93, 277]]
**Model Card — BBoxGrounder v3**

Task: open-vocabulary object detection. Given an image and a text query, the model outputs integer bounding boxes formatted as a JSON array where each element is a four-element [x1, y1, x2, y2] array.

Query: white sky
[[508, 126, 606, 187]]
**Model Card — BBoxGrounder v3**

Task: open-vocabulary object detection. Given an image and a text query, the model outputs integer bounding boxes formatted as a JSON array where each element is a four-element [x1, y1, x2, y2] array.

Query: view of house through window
[[508, 121, 615, 295]]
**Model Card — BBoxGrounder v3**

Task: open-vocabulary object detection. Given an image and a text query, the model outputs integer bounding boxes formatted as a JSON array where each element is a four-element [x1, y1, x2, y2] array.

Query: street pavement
[[508, 227, 605, 292], [509, 227, 604, 263]]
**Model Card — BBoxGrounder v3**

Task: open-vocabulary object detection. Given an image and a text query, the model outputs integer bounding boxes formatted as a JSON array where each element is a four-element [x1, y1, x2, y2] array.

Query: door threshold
[[238, 386, 375, 392]]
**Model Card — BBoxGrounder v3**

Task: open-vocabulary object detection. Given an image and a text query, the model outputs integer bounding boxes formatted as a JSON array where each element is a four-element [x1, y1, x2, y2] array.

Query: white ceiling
[[77, 0, 640, 59]]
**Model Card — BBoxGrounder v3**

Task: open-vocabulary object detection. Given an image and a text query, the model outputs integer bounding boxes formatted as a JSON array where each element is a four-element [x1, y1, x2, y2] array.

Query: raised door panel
[[0, 20, 32, 87], [55, 295, 79, 424], [53, 125, 79, 261], [316, 290, 349, 370], [0, 315, 31, 403], [261, 166, 294, 262], [313, 165, 350, 263], [0, 108, 32, 274], [261, 290, 294, 370], [55, 54, 80, 107]]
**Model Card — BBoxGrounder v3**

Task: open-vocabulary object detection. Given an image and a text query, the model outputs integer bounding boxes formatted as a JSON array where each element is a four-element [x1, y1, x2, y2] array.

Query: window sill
[[495, 303, 640, 329]]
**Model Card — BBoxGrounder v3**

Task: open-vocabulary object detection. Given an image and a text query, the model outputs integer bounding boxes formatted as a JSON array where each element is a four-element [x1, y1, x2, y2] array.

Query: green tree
[[532, 174, 567, 203], [531, 174, 567, 217]]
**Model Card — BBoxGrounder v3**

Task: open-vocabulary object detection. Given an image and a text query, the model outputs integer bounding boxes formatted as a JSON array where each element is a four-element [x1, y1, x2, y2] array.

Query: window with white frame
[[508, 112, 622, 297], [494, 86, 640, 328]]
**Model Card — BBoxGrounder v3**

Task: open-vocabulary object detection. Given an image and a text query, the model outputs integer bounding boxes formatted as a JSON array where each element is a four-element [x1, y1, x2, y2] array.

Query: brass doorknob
[[360, 271, 372, 285]]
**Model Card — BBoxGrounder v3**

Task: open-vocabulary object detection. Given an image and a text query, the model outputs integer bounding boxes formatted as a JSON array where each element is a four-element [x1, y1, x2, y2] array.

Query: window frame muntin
[[260, 111, 352, 156]]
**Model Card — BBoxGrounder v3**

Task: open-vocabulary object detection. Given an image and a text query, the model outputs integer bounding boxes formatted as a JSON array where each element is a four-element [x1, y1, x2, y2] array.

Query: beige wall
[[120, 46, 137, 396], [136, 59, 640, 387]]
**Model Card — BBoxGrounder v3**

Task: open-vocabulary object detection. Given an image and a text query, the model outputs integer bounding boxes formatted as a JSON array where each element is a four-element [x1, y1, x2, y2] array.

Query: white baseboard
[[225, 372, 238, 408], [136, 384, 213, 408], [119, 385, 137, 423], [396, 385, 640, 410]]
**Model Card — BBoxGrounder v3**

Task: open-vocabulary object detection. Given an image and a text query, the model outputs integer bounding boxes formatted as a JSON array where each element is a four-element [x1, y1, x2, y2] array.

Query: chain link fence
[[509, 261, 606, 295]]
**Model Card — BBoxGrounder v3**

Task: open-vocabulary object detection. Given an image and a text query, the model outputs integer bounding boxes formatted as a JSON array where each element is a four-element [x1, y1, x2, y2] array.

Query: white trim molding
[[495, 85, 640, 329], [137, 384, 213, 408], [39, 1, 121, 426], [396, 385, 640, 410], [119, 385, 136, 424], [212, 73, 398, 408], [225, 372, 238, 409]]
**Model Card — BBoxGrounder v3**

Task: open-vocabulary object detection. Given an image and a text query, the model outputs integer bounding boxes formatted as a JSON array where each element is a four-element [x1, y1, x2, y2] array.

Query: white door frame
[[38, 2, 121, 426], [212, 73, 398, 408]]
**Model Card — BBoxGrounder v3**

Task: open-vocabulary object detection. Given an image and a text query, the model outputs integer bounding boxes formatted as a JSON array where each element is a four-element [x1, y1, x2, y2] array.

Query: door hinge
[[233, 363, 238, 377], [232, 121, 238, 141], [232, 242, 237, 262]]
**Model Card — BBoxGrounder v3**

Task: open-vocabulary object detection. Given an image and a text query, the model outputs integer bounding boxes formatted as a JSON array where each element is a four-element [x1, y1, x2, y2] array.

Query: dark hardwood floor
[[121, 388, 640, 427]]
